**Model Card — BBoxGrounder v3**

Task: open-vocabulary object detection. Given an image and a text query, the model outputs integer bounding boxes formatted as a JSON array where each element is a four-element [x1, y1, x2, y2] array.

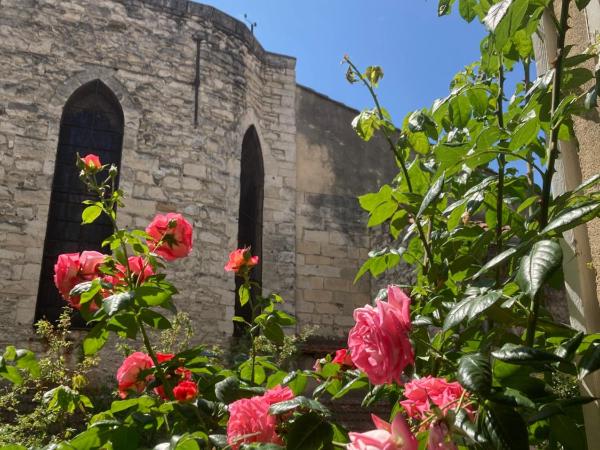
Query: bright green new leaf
[[509, 118, 540, 150], [459, 0, 478, 22], [81, 205, 102, 224], [417, 173, 445, 218]]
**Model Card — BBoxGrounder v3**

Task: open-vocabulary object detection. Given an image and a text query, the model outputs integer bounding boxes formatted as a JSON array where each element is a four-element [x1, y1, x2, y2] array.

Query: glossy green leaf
[[368, 200, 397, 227], [102, 291, 134, 317], [417, 172, 445, 218], [516, 240, 562, 300], [438, 0, 456, 16], [286, 412, 333, 450], [269, 396, 330, 416], [458, 353, 492, 395], [492, 343, 565, 365], [135, 284, 173, 307], [239, 285, 250, 307], [555, 331, 584, 360], [576, 0, 592, 9], [444, 290, 502, 330], [542, 202, 600, 235], [140, 308, 171, 330], [480, 404, 528, 450], [483, 0, 511, 31], [449, 94, 471, 128], [578, 340, 600, 379], [509, 118, 540, 150]]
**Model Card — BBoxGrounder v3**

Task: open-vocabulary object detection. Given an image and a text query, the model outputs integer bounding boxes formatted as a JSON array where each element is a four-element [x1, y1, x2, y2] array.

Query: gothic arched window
[[35, 80, 124, 325], [234, 126, 264, 335]]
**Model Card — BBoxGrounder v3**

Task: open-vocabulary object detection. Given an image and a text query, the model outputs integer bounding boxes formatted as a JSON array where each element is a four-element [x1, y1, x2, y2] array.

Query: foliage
[[2, 1, 600, 449], [0, 310, 99, 447]]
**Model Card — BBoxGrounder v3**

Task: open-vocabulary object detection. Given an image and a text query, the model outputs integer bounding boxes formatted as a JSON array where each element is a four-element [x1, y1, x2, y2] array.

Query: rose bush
[[3, 2, 600, 448]]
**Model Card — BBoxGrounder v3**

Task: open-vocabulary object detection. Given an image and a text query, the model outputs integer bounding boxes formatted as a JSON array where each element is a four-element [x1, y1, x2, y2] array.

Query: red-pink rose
[[227, 386, 294, 449], [173, 380, 198, 402], [146, 213, 193, 261], [116, 352, 154, 399], [153, 352, 192, 400], [400, 376, 466, 420], [112, 256, 155, 287], [347, 413, 418, 450], [332, 348, 355, 368], [224, 247, 259, 273], [82, 154, 101, 170], [348, 285, 414, 385], [53, 251, 106, 309], [427, 422, 457, 450]]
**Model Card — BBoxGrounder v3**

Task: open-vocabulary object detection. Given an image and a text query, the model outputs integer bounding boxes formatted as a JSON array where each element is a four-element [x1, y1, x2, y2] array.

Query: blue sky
[[197, 1, 486, 122]]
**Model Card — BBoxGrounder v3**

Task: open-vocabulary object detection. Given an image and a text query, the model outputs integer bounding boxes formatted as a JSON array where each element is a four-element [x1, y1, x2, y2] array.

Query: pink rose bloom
[[173, 380, 198, 402], [427, 422, 457, 450], [53, 251, 106, 309], [116, 352, 154, 399], [224, 247, 259, 274], [146, 213, 193, 261], [400, 376, 466, 420], [112, 256, 155, 287], [347, 414, 418, 450], [348, 285, 414, 385], [332, 348, 355, 368], [261, 385, 294, 405], [227, 386, 294, 449], [153, 352, 193, 400], [82, 153, 101, 170]]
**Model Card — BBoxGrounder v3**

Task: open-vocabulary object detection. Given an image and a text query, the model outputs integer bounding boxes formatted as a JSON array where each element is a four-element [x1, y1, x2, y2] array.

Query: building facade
[[0, 0, 397, 348]]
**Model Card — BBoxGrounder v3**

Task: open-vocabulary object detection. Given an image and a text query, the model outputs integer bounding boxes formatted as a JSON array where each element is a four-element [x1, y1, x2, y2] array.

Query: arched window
[[35, 80, 124, 325], [234, 126, 264, 335]]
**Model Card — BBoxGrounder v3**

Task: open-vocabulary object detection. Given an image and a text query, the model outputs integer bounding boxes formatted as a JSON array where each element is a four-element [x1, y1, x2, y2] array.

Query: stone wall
[[294, 86, 398, 337], [0, 0, 400, 355], [0, 0, 297, 348]]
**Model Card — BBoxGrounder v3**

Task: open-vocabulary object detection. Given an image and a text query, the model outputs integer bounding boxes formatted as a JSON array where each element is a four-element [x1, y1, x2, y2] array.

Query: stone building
[[0, 0, 396, 348]]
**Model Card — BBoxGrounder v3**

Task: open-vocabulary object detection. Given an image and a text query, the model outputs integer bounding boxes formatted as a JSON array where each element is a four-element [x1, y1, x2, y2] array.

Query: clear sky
[[196, 0, 486, 122]]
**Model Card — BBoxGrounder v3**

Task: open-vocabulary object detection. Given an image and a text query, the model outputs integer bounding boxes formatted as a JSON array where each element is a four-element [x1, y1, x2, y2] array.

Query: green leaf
[[458, 353, 492, 395], [215, 377, 241, 404], [81, 205, 102, 224], [417, 172, 445, 218], [444, 290, 502, 330], [263, 318, 285, 346], [358, 185, 392, 212], [102, 291, 134, 316], [407, 131, 430, 155], [542, 202, 600, 235], [449, 94, 471, 128], [459, 0, 477, 22], [285, 412, 333, 450], [483, 0, 511, 31], [466, 87, 489, 116], [368, 200, 398, 227], [578, 340, 600, 379], [438, 0, 456, 16], [135, 284, 173, 307], [14, 349, 40, 378], [140, 308, 171, 330], [473, 246, 523, 279], [269, 396, 330, 416], [576, 0, 592, 9], [83, 321, 109, 356], [555, 331, 584, 360], [479, 404, 529, 450], [490, 387, 535, 409], [492, 343, 565, 365], [352, 109, 380, 141], [509, 118, 540, 150], [516, 240, 562, 300], [492, 0, 528, 51], [238, 285, 250, 307]]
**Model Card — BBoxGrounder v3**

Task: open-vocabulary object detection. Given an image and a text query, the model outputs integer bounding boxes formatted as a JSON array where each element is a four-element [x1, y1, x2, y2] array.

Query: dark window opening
[[234, 126, 264, 336], [35, 80, 124, 327]]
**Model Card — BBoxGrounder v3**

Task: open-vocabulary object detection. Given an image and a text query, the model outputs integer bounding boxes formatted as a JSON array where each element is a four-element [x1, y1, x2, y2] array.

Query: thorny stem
[[523, 58, 536, 216], [528, 0, 571, 347], [344, 57, 434, 271], [495, 62, 506, 289]]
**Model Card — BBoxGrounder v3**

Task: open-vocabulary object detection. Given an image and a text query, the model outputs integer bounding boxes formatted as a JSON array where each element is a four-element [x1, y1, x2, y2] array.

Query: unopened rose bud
[[109, 164, 118, 177]]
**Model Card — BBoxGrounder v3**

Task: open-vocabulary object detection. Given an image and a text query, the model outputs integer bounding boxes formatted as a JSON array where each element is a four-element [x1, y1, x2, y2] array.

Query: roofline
[[296, 83, 360, 114], [134, 0, 296, 69]]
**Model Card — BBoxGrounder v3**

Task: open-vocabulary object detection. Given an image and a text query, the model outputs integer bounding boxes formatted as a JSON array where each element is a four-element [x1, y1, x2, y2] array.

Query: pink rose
[[173, 380, 198, 402], [116, 352, 154, 399], [348, 285, 414, 385], [332, 349, 355, 368], [53, 251, 106, 309], [400, 376, 466, 420], [427, 422, 457, 450], [224, 247, 259, 274], [261, 385, 295, 405], [82, 153, 101, 170], [112, 256, 155, 287], [227, 386, 294, 449], [347, 413, 418, 450], [146, 213, 193, 261]]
